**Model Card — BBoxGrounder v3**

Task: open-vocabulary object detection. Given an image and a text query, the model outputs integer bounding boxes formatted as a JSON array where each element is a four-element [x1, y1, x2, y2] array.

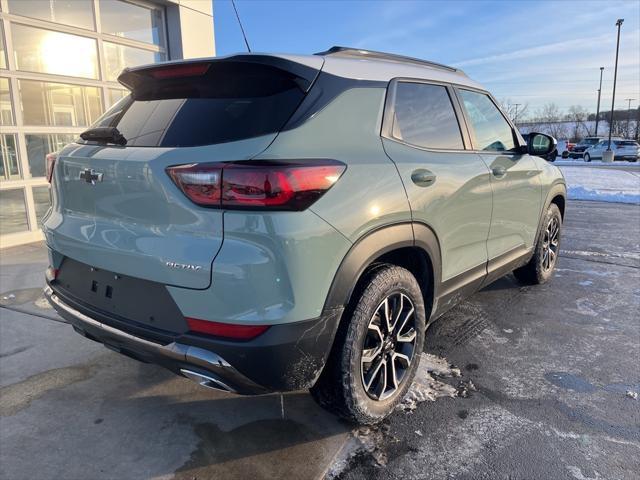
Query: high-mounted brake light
[[186, 318, 270, 341], [147, 63, 210, 80], [166, 160, 346, 211], [46, 152, 58, 183]]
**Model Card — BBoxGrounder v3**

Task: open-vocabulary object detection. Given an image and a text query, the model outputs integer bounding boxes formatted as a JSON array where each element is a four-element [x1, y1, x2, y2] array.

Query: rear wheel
[[584, 153, 591, 162], [514, 203, 562, 285], [310, 265, 426, 424]]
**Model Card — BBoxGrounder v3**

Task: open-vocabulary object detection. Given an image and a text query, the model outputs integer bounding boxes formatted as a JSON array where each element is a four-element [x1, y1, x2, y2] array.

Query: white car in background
[[584, 139, 639, 162]]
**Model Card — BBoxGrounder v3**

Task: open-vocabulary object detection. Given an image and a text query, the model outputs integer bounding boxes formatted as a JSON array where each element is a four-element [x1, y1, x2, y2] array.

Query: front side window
[[458, 89, 516, 152], [391, 82, 464, 150]]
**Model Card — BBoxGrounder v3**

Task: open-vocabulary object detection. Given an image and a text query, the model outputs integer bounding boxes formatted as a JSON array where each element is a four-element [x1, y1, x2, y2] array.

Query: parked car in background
[[43, 47, 566, 425], [584, 139, 639, 162], [569, 136, 606, 158], [558, 139, 574, 158], [523, 133, 557, 161]]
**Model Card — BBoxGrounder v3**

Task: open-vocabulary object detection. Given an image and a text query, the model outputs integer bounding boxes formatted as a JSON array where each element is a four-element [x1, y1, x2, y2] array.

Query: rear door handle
[[492, 166, 506, 178], [411, 169, 436, 187]]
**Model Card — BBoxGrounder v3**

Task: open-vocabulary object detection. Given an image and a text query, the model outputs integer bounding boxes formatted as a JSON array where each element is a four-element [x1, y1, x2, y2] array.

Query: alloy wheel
[[542, 216, 560, 271], [360, 292, 417, 401]]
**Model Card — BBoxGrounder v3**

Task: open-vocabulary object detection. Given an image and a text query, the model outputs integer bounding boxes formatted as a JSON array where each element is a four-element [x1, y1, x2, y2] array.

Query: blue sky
[[214, 0, 640, 118]]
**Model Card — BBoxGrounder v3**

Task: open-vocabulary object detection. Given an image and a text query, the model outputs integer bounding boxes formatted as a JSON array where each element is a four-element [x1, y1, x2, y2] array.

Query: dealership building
[[0, 0, 215, 248]]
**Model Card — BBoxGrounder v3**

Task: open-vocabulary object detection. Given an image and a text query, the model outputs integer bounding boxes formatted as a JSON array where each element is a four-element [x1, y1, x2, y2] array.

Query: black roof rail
[[315, 46, 459, 73]]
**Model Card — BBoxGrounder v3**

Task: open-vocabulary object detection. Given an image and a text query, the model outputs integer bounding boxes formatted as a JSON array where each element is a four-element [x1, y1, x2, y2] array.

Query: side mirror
[[527, 132, 556, 156]]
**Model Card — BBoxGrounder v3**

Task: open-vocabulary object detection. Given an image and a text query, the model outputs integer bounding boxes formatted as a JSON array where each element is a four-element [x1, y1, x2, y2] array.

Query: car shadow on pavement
[[117, 374, 350, 479]]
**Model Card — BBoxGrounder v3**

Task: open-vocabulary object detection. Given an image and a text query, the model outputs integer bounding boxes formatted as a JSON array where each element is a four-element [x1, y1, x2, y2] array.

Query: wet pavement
[[333, 201, 640, 479], [1, 200, 639, 479]]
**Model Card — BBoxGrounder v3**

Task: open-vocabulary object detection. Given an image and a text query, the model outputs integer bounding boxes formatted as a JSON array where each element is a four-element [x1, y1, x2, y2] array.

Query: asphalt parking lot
[[1, 200, 639, 480]]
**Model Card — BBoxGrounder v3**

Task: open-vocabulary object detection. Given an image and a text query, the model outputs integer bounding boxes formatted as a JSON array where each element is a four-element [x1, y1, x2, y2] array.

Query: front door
[[455, 88, 542, 272]]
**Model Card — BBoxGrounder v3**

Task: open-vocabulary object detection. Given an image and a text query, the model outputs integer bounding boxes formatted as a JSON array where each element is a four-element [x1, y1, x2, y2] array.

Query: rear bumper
[[45, 284, 343, 394]]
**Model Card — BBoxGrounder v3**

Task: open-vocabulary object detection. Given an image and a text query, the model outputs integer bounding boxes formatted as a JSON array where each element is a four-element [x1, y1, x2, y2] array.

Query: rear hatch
[[45, 55, 323, 290]]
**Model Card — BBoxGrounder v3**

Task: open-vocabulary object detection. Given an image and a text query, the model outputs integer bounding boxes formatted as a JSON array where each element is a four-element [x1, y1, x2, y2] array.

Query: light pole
[[624, 98, 635, 138], [595, 67, 604, 135], [605, 18, 624, 161], [513, 103, 521, 124]]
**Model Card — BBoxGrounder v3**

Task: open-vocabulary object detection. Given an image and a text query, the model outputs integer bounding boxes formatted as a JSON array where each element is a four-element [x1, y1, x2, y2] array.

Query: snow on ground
[[555, 159, 638, 167], [559, 166, 640, 204]]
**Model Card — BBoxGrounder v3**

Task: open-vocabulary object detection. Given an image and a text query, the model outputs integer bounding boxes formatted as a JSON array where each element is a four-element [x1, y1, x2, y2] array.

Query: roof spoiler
[[118, 55, 323, 93]]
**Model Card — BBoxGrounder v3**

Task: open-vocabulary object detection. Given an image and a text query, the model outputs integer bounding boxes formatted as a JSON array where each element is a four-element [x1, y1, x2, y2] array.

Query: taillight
[[186, 318, 270, 341], [46, 152, 58, 183], [167, 160, 345, 211]]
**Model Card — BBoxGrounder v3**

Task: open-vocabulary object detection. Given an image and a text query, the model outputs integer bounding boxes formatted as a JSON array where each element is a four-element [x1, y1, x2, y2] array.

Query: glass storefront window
[[19, 79, 102, 126], [12, 24, 99, 79], [103, 41, 163, 82], [8, 0, 95, 30], [107, 88, 129, 108], [100, 0, 163, 45], [33, 185, 52, 227], [25, 133, 76, 178], [0, 188, 28, 235], [0, 23, 6, 69], [1, 134, 20, 181], [1, 78, 13, 125]]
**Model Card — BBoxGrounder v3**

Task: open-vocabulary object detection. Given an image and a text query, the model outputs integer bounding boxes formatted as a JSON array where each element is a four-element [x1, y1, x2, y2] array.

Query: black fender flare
[[533, 181, 567, 249], [322, 222, 442, 312]]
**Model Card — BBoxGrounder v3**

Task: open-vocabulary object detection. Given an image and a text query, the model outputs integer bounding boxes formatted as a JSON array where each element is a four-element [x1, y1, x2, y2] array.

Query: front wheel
[[310, 265, 426, 424], [584, 153, 591, 162], [514, 203, 562, 285]]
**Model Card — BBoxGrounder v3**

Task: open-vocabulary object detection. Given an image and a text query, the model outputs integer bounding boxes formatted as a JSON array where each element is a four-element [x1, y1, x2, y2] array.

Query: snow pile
[[554, 159, 638, 168], [398, 353, 460, 412], [559, 166, 640, 204]]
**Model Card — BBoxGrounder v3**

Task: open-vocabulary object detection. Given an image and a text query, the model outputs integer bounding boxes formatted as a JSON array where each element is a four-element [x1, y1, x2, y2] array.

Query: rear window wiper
[[80, 127, 127, 146]]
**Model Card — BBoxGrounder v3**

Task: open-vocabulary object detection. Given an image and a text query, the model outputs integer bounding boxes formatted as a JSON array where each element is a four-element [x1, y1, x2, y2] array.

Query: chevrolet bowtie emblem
[[79, 168, 104, 185]]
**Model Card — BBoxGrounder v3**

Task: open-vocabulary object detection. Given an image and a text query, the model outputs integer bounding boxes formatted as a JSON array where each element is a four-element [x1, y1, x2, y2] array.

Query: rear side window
[[619, 140, 638, 146], [458, 89, 516, 152], [90, 62, 306, 147], [391, 82, 464, 150]]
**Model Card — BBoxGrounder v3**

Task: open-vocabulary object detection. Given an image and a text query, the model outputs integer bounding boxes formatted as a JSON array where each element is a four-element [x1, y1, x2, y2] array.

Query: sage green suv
[[43, 47, 566, 424]]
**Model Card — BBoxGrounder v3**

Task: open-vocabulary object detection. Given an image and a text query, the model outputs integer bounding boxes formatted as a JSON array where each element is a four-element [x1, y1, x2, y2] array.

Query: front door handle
[[411, 169, 436, 187], [492, 166, 507, 178]]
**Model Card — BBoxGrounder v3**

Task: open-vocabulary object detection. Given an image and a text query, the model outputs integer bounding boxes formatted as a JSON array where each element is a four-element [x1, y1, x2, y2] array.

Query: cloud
[[452, 33, 615, 67]]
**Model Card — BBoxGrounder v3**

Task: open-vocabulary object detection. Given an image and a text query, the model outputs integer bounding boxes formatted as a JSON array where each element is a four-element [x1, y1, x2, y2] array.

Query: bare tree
[[534, 103, 568, 139], [499, 98, 529, 124], [567, 105, 591, 139]]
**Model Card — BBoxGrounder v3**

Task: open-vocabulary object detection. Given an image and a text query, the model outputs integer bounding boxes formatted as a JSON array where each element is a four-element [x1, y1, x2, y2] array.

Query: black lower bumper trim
[[45, 284, 343, 393]]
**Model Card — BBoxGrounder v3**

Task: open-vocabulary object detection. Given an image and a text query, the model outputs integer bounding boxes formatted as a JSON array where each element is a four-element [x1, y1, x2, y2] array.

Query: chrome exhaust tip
[[180, 368, 235, 393]]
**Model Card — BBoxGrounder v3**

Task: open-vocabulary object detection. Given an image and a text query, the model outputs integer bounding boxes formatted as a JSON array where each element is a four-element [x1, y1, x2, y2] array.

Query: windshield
[[87, 62, 307, 147]]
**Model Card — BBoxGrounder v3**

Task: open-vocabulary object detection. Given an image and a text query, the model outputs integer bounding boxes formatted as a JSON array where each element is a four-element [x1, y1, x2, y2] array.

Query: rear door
[[45, 56, 322, 289], [455, 88, 542, 271], [382, 80, 493, 287]]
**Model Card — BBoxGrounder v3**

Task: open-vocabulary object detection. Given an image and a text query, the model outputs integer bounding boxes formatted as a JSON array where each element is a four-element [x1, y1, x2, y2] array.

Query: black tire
[[584, 153, 591, 162], [310, 265, 426, 425], [562, 151, 569, 159], [513, 203, 562, 285]]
